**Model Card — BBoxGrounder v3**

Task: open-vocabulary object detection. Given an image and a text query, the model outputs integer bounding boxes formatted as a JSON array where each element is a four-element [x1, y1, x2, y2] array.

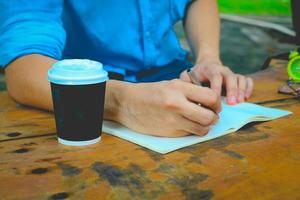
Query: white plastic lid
[[48, 59, 108, 85]]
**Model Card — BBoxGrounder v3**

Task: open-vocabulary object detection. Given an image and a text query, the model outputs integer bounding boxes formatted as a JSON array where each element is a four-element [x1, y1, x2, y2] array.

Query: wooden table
[[0, 60, 299, 200]]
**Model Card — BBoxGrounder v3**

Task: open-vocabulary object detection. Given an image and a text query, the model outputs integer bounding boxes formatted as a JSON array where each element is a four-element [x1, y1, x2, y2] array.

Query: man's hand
[[180, 60, 254, 105], [112, 79, 221, 137], [182, 0, 254, 104]]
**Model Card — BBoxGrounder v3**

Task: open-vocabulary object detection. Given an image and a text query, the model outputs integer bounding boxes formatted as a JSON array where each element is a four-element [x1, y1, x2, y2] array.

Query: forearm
[[5, 54, 55, 110], [185, 0, 221, 63], [4, 55, 126, 123]]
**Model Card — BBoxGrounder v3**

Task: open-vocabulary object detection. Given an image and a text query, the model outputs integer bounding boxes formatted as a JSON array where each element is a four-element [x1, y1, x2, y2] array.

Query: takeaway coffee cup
[[48, 59, 108, 146]]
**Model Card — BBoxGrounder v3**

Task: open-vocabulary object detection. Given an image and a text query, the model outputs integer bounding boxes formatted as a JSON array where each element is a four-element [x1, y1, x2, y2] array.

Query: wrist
[[195, 48, 221, 65], [195, 57, 222, 67], [103, 80, 131, 122]]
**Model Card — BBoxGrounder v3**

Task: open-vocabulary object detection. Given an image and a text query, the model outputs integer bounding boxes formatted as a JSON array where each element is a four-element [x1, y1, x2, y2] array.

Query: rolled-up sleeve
[[0, 0, 66, 68]]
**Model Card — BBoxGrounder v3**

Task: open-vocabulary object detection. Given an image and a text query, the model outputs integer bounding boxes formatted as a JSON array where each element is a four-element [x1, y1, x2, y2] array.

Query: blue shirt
[[0, 0, 192, 82]]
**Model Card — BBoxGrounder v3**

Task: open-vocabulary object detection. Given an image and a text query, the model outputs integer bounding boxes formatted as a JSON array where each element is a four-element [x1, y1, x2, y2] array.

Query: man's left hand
[[180, 60, 254, 105]]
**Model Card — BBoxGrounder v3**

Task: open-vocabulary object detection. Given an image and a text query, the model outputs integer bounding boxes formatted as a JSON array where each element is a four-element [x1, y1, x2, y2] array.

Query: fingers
[[189, 62, 254, 104], [179, 100, 219, 126], [223, 68, 238, 105], [237, 75, 247, 103], [179, 116, 210, 136], [237, 75, 254, 102], [245, 77, 254, 99], [177, 81, 221, 113], [210, 73, 223, 96]]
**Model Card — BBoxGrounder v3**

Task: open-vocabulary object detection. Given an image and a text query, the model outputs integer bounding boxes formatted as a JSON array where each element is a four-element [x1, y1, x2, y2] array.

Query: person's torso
[[62, 0, 190, 81]]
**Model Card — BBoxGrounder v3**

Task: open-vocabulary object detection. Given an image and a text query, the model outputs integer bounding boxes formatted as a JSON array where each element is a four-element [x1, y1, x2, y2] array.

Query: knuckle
[[210, 91, 219, 103], [201, 127, 210, 135], [201, 112, 215, 126], [228, 85, 238, 92], [247, 77, 253, 84], [223, 66, 231, 73], [195, 127, 209, 136], [238, 75, 246, 82], [163, 97, 179, 110], [168, 79, 182, 89], [232, 74, 238, 79], [205, 89, 219, 104], [210, 72, 221, 79], [203, 68, 211, 74], [212, 72, 222, 78], [241, 75, 246, 79]]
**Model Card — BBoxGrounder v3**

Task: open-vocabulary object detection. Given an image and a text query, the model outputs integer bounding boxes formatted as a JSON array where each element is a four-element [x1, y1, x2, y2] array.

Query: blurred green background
[[215, 0, 293, 74], [218, 0, 291, 16]]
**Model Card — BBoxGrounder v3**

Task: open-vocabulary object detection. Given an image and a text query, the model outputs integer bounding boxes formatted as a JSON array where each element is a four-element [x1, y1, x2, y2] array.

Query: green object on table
[[288, 49, 300, 82]]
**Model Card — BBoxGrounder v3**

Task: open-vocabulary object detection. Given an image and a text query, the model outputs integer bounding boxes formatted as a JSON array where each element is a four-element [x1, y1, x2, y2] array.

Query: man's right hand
[[109, 79, 221, 137]]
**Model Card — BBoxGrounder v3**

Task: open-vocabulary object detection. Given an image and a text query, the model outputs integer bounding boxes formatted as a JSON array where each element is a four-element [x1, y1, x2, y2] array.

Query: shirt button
[[145, 31, 150, 37]]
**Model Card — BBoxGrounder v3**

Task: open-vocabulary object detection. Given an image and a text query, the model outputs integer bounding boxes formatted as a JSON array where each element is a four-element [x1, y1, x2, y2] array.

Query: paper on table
[[102, 102, 292, 154]]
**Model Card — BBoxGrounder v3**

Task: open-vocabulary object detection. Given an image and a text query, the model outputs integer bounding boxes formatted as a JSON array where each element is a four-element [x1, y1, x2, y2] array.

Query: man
[[0, 0, 253, 137]]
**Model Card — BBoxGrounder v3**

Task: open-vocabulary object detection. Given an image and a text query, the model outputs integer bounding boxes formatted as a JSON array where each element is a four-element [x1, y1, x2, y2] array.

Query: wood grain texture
[[0, 60, 299, 200]]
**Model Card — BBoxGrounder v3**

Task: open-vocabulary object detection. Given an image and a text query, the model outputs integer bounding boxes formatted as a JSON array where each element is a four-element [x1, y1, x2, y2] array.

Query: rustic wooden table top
[[0, 60, 299, 200]]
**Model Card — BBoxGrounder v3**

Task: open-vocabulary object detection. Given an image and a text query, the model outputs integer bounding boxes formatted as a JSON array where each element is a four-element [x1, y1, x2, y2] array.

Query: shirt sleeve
[[0, 0, 66, 68], [170, 0, 192, 22]]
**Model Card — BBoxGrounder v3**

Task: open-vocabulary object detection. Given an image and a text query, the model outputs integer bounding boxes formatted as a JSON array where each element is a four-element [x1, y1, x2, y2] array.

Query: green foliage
[[218, 0, 291, 16]]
